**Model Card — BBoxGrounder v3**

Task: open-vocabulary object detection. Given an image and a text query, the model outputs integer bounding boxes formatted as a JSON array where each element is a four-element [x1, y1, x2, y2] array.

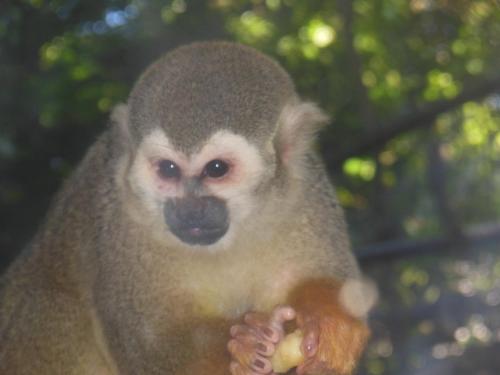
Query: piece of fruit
[[271, 329, 305, 373]]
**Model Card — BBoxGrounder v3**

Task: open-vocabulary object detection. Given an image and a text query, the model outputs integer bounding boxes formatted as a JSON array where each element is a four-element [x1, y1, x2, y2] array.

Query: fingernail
[[263, 327, 274, 337], [254, 359, 265, 369], [257, 343, 267, 352]]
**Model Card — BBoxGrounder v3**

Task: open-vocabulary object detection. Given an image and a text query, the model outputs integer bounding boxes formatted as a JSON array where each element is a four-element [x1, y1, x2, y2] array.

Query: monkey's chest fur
[[169, 248, 301, 320]]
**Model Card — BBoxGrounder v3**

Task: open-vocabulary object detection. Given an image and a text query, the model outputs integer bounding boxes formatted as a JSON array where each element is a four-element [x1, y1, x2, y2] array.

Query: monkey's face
[[126, 128, 271, 249], [120, 43, 327, 249]]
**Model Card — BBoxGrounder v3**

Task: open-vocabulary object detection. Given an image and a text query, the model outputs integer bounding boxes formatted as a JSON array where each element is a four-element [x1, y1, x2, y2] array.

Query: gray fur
[[128, 41, 297, 152]]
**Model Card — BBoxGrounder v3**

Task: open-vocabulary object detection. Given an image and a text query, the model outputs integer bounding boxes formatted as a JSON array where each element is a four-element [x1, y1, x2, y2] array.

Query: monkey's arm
[[286, 278, 370, 375]]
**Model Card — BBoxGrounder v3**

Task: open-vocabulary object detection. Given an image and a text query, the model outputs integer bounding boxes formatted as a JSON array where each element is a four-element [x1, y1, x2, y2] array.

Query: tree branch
[[327, 76, 500, 165], [356, 222, 500, 262]]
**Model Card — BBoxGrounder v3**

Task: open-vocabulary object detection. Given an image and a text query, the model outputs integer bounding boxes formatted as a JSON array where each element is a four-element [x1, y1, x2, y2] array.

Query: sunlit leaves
[[424, 285, 440, 303], [365, 357, 387, 375], [343, 157, 377, 181], [301, 18, 335, 48], [378, 150, 397, 166], [355, 33, 378, 53], [227, 11, 275, 44], [40, 35, 100, 79], [276, 35, 297, 56], [451, 39, 467, 55], [161, 0, 186, 24], [36, 31, 128, 129], [337, 186, 367, 209], [461, 103, 495, 146], [410, 0, 435, 14], [40, 39, 64, 68], [401, 265, 429, 288], [447, 102, 499, 150], [465, 58, 484, 75], [424, 70, 461, 100], [465, 1, 495, 25], [265, 0, 281, 11]]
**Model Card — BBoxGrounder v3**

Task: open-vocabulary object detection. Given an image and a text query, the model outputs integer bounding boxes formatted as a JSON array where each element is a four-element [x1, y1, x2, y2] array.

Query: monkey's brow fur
[[128, 41, 298, 152], [0, 41, 368, 375]]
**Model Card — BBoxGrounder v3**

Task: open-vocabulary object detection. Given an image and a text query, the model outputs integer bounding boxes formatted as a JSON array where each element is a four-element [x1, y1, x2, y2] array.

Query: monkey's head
[[111, 42, 327, 250]]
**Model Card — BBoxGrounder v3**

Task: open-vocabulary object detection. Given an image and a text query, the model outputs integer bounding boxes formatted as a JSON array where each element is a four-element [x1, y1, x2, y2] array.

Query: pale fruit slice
[[271, 329, 305, 373]]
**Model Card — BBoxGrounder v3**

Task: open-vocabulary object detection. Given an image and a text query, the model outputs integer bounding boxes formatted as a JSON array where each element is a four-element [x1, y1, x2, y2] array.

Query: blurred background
[[1, 0, 499, 374]]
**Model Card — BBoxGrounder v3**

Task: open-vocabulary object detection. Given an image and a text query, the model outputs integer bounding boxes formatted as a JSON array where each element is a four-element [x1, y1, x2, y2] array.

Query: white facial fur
[[126, 128, 267, 251]]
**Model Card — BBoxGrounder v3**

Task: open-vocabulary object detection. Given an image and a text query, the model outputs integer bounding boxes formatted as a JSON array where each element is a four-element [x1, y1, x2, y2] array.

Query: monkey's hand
[[228, 306, 296, 375], [290, 279, 371, 375]]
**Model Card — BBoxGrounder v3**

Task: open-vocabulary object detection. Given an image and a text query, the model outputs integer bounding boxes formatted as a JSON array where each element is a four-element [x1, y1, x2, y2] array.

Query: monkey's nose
[[176, 198, 206, 224], [163, 196, 229, 245]]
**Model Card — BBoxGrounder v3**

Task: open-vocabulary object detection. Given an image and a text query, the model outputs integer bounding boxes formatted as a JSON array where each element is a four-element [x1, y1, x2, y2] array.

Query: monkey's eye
[[203, 159, 229, 179], [157, 159, 181, 179]]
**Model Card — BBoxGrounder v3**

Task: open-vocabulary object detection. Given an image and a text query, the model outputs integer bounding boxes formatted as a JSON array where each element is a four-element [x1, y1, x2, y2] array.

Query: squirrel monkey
[[0, 41, 372, 374]]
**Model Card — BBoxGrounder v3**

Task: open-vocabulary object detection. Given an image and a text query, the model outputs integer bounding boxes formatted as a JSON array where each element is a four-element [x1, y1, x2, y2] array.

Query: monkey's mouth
[[164, 196, 229, 246], [170, 224, 229, 246]]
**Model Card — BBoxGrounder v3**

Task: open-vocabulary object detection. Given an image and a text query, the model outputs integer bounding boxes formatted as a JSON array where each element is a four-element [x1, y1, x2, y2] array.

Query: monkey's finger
[[229, 326, 276, 356], [243, 311, 269, 327], [228, 339, 274, 373], [244, 313, 280, 343], [231, 324, 274, 352], [230, 324, 251, 338], [230, 361, 248, 375], [250, 357, 273, 374], [268, 305, 296, 328], [229, 361, 244, 375], [230, 361, 273, 375], [244, 306, 295, 343], [230, 361, 256, 375], [298, 318, 320, 359], [228, 339, 252, 366], [231, 323, 267, 338]]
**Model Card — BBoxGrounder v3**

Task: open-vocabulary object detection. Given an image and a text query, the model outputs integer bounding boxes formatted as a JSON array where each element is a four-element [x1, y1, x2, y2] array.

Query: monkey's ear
[[275, 101, 329, 168], [110, 103, 133, 151]]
